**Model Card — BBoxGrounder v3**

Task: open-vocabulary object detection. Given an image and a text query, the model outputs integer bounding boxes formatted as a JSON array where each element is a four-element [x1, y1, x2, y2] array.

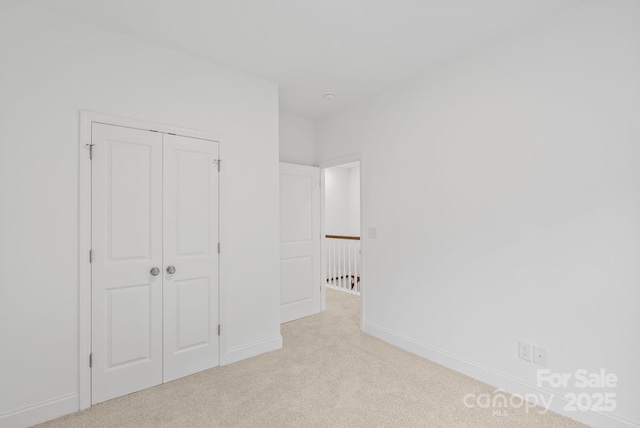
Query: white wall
[[0, 1, 280, 426], [316, 1, 640, 427], [325, 165, 360, 236], [348, 167, 360, 236], [279, 112, 316, 165], [325, 167, 351, 236]]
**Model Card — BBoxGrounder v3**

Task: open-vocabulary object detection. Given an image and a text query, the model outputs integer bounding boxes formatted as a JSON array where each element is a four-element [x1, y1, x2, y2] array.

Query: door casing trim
[[78, 110, 223, 410]]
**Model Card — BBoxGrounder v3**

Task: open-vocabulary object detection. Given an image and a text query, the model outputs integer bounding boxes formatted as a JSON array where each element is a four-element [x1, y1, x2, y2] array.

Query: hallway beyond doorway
[[324, 161, 361, 295]]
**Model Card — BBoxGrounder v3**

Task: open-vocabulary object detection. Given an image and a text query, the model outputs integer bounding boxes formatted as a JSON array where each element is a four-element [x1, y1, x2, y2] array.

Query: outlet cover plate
[[518, 342, 532, 362]]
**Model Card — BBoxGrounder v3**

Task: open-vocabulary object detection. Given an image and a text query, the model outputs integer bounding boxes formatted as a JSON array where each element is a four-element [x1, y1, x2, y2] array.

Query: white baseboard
[[220, 335, 282, 366], [364, 322, 639, 428], [0, 393, 78, 428]]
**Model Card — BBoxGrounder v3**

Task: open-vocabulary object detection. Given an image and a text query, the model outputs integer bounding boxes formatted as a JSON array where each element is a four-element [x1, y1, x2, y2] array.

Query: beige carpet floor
[[39, 289, 586, 428]]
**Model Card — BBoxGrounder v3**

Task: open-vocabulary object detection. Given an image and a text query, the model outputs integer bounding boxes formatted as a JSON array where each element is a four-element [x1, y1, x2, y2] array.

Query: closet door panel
[[91, 123, 163, 404], [162, 134, 220, 382]]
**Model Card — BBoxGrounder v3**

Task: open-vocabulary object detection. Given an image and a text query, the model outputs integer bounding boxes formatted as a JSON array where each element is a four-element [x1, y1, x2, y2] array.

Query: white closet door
[[162, 134, 219, 382], [91, 123, 163, 404]]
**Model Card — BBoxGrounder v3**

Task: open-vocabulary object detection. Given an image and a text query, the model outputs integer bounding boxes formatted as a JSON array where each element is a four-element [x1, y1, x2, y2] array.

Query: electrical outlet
[[518, 342, 532, 362], [534, 346, 548, 366]]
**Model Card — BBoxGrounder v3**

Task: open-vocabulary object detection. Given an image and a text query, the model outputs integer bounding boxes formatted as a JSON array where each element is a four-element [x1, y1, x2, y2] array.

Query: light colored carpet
[[39, 289, 586, 428]]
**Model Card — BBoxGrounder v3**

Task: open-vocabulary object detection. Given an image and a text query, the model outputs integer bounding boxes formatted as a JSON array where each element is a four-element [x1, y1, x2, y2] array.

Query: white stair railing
[[325, 235, 361, 294]]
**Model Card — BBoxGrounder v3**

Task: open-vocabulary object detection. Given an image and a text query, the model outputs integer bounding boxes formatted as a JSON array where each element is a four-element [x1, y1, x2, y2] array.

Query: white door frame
[[318, 153, 365, 331], [78, 110, 223, 410]]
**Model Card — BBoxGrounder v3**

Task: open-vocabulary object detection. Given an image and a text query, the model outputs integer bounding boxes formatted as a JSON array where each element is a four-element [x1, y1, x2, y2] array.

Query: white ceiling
[[28, 0, 582, 119]]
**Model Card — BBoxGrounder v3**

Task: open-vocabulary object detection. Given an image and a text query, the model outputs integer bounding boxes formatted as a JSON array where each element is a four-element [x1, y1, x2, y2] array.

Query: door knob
[[150, 267, 160, 276], [166, 265, 176, 274]]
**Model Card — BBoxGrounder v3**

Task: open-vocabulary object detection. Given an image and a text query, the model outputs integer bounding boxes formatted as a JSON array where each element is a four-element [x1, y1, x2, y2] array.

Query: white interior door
[[162, 134, 219, 382], [280, 163, 321, 323], [92, 124, 219, 403], [91, 123, 163, 404]]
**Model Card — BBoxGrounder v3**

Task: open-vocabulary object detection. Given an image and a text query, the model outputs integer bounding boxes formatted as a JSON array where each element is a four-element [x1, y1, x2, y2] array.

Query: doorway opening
[[322, 160, 362, 305]]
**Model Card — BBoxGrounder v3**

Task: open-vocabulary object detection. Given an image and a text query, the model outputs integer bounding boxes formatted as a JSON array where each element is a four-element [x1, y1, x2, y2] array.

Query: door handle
[[166, 266, 176, 274], [150, 267, 160, 276]]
